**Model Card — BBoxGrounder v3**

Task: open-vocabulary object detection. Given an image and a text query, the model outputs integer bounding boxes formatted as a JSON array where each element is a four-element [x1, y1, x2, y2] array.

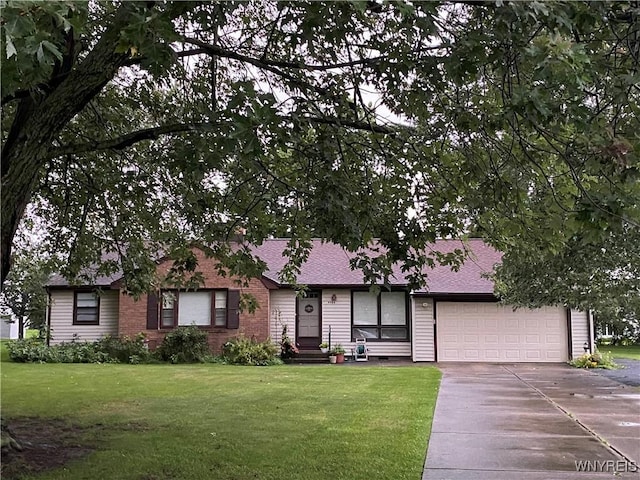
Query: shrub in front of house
[[155, 325, 212, 363], [6, 338, 55, 362], [570, 350, 619, 369], [6, 338, 112, 363], [94, 333, 151, 364], [221, 335, 282, 366]]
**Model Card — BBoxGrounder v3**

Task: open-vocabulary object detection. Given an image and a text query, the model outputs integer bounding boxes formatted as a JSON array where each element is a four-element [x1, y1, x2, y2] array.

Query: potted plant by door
[[329, 352, 337, 364], [319, 342, 329, 354], [332, 344, 346, 364]]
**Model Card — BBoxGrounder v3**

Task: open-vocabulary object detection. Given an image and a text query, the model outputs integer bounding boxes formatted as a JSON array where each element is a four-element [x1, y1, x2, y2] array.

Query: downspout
[[566, 308, 573, 360], [587, 310, 594, 354], [45, 288, 52, 346]]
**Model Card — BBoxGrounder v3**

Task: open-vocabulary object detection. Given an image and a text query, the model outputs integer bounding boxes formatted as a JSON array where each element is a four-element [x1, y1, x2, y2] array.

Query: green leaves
[[1, 1, 87, 97], [2, 0, 639, 305]]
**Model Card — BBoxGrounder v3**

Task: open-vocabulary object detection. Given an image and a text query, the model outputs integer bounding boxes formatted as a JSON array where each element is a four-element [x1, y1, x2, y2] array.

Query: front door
[[297, 292, 321, 350]]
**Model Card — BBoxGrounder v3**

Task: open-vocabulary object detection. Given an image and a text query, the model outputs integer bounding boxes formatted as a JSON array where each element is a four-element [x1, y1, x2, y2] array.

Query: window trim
[[350, 289, 410, 342], [73, 290, 100, 326], [159, 289, 229, 329]]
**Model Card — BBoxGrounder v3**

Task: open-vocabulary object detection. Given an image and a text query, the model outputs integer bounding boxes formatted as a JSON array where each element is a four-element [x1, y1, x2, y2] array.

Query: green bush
[[6, 338, 112, 363], [570, 350, 619, 369], [156, 325, 211, 363], [94, 333, 151, 364], [6, 338, 50, 362], [222, 336, 281, 366]]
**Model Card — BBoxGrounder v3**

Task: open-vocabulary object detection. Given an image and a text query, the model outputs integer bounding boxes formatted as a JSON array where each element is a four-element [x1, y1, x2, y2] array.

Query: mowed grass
[[600, 344, 640, 360], [1, 357, 440, 480]]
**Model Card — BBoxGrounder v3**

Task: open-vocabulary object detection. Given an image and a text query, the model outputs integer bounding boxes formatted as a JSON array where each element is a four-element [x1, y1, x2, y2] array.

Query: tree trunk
[[0, 4, 138, 287]]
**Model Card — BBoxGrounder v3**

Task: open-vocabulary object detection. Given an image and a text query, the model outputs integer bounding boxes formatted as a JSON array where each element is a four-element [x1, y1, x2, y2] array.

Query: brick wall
[[118, 248, 271, 354]]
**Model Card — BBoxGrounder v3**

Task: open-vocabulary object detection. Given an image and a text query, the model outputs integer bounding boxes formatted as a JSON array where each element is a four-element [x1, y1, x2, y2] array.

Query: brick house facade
[[120, 249, 272, 353]]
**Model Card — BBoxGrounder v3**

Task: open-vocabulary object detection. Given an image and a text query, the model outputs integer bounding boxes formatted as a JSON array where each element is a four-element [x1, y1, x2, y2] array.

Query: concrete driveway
[[423, 363, 640, 479]]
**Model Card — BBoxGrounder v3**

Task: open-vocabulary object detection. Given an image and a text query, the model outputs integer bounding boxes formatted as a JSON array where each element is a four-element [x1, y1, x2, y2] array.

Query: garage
[[436, 302, 568, 362]]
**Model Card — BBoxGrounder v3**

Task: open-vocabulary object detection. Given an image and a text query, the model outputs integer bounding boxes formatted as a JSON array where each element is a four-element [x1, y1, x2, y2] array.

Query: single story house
[[45, 238, 594, 362]]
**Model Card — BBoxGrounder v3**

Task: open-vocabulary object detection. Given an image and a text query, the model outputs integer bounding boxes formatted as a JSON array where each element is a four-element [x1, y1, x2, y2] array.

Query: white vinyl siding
[[270, 290, 296, 343], [437, 302, 568, 362], [569, 309, 590, 359], [178, 291, 211, 326], [49, 290, 118, 344], [268, 288, 411, 357], [323, 289, 411, 358], [412, 298, 435, 361], [322, 289, 351, 347]]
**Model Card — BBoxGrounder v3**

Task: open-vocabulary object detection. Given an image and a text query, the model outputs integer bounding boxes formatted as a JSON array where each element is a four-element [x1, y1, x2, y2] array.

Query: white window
[[351, 291, 408, 340], [161, 292, 176, 328], [74, 292, 99, 325], [178, 292, 211, 326], [214, 291, 227, 326]]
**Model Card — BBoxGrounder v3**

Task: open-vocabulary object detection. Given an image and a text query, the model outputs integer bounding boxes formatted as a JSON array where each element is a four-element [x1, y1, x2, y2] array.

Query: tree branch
[[183, 37, 331, 97], [1, 90, 31, 106], [47, 115, 402, 158], [122, 48, 209, 66], [182, 37, 443, 72], [47, 122, 219, 158]]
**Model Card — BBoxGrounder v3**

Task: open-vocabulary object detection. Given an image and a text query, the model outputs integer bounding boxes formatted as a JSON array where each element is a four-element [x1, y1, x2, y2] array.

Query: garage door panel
[[546, 334, 561, 344], [437, 303, 567, 363], [484, 350, 500, 360], [546, 318, 561, 328], [463, 350, 480, 360], [463, 318, 479, 328], [525, 318, 541, 329], [503, 318, 520, 330], [505, 350, 521, 360], [525, 334, 540, 344], [504, 334, 519, 344], [442, 334, 459, 343]]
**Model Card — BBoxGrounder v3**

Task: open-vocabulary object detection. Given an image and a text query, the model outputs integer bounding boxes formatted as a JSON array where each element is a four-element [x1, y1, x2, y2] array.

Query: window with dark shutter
[[226, 290, 240, 329], [146, 292, 159, 330]]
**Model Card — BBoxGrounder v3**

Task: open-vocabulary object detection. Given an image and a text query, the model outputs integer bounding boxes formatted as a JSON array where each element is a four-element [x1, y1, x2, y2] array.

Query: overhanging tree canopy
[[1, 1, 638, 315]]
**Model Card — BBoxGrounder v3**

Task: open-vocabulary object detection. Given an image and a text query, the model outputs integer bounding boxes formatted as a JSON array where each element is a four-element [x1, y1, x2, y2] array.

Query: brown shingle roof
[[46, 238, 502, 295], [46, 251, 123, 287], [251, 238, 501, 294]]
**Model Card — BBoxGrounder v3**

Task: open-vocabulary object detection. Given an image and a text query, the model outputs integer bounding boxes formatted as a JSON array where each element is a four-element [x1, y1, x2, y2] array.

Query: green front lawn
[[1, 359, 440, 480], [599, 344, 640, 360]]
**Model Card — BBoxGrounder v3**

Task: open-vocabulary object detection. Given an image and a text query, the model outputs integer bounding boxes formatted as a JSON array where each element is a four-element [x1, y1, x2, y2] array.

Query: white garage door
[[437, 302, 568, 362]]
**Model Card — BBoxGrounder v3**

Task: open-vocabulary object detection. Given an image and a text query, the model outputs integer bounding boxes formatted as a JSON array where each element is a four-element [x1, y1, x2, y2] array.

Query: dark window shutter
[[146, 292, 159, 330], [227, 290, 240, 329]]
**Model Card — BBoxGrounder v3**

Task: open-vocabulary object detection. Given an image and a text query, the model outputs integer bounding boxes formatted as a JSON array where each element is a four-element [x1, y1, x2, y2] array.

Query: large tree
[[1, 1, 638, 313]]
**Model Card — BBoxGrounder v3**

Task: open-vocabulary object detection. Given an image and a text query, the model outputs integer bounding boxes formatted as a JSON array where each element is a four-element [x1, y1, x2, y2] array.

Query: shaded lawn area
[[600, 344, 640, 360], [1, 360, 440, 480]]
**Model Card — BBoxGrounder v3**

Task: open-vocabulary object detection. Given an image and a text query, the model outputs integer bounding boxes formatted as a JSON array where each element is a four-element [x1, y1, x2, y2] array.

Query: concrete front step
[[293, 350, 330, 363]]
